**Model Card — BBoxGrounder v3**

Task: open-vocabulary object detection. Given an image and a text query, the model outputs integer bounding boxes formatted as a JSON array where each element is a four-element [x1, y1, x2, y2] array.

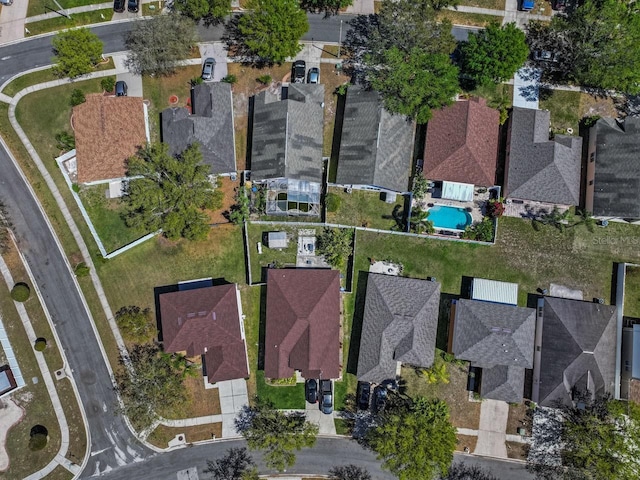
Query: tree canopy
[[175, 0, 229, 23], [234, 0, 308, 63], [526, 0, 640, 93], [204, 447, 258, 480], [368, 47, 459, 123], [316, 227, 353, 268], [124, 143, 222, 241], [367, 397, 457, 480], [125, 15, 199, 76], [460, 22, 529, 86], [52, 28, 103, 78], [237, 397, 318, 471], [345, 0, 459, 122], [329, 465, 372, 480], [114, 343, 189, 430], [299, 0, 353, 15], [115, 306, 154, 342]]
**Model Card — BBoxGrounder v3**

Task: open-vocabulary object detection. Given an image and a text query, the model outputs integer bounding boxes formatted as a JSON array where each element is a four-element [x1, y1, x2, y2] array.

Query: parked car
[[292, 60, 306, 83], [127, 0, 139, 12], [0, 0, 14, 6], [115, 81, 128, 97], [307, 67, 320, 84], [533, 50, 559, 63], [320, 379, 333, 414], [521, 0, 534, 10], [113, 0, 125, 12], [305, 379, 318, 404], [201, 58, 216, 81], [374, 386, 387, 412], [357, 381, 371, 410]]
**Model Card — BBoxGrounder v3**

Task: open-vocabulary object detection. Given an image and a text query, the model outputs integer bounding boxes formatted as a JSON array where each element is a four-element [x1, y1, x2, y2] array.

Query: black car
[[320, 379, 333, 414], [292, 60, 306, 84], [374, 386, 387, 412], [115, 81, 128, 97], [357, 381, 371, 410], [127, 0, 139, 12], [113, 0, 125, 12], [305, 379, 318, 404]]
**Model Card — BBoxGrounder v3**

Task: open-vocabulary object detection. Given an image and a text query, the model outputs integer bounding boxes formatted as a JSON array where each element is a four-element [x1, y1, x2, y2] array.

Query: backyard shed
[[471, 278, 518, 306], [267, 232, 288, 249]]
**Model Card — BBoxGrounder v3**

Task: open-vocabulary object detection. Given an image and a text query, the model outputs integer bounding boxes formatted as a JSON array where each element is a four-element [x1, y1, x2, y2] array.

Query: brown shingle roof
[[159, 284, 249, 383], [423, 97, 499, 186], [73, 94, 147, 183], [264, 269, 341, 380]]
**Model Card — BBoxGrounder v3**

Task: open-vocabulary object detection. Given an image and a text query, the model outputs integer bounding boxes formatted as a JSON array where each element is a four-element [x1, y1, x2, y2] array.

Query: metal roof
[[471, 278, 519, 306], [267, 232, 288, 249], [442, 181, 474, 202]]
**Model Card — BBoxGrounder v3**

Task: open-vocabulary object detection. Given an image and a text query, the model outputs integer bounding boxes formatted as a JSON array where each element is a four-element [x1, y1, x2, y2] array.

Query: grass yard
[[27, 0, 111, 16], [326, 187, 406, 230], [539, 89, 581, 134], [246, 224, 304, 283], [142, 65, 202, 142], [506, 440, 528, 460], [465, 83, 513, 110], [1, 68, 57, 97], [457, 434, 477, 452], [25, 9, 112, 36], [256, 371, 305, 409], [320, 45, 343, 60], [240, 285, 262, 400], [142, 3, 162, 15], [320, 64, 350, 157], [78, 185, 144, 253], [162, 375, 221, 419], [437, 10, 501, 26], [147, 422, 223, 448], [506, 401, 530, 435], [401, 365, 481, 429], [624, 266, 640, 319], [334, 418, 350, 435], [458, 0, 505, 9]]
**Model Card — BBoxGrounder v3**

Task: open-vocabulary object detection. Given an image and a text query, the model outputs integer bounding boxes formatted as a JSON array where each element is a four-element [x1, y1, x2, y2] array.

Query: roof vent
[[198, 311, 208, 317], [213, 312, 217, 320], [186, 312, 196, 318]]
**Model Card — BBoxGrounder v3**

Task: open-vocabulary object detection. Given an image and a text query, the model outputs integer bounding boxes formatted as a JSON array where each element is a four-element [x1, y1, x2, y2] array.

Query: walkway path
[[0, 243, 80, 477], [345, 0, 375, 14]]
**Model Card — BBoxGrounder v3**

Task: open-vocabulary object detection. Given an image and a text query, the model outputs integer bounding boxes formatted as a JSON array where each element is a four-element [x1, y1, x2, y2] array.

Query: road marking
[[1, 56, 11, 61], [177, 467, 199, 480], [91, 447, 109, 456]]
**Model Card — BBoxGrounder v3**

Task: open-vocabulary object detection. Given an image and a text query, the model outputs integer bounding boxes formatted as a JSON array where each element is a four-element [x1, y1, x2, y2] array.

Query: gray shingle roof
[[357, 274, 440, 383], [537, 297, 617, 407], [452, 299, 535, 369], [250, 85, 324, 183], [336, 85, 414, 193], [591, 117, 640, 218], [506, 107, 582, 205], [480, 365, 526, 404], [161, 83, 236, 174]]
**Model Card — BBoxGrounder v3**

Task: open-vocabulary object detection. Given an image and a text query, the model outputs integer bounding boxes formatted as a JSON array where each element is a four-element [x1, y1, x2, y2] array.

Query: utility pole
[[338, 19, 343, 58]]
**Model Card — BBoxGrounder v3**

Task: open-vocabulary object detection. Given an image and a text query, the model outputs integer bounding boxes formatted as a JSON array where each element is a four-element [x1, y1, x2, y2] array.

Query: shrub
[[55, 131, 75, 151], [335, 83, 348, 96], [74, 262, 90, 277], [412, 174, 429, 197], [325, 193, 341, 213], [72, 183, 80, 193], [29, 425, 48, 451], [257, 74, 272, 85], [70, 89, 86, 106], [486, 199, 505, 218], [100, 76, 115, 92], [11, 282, 30, 302], [34, 338, 47, 352], [221, 74, 237, 84], [115, 305, 153, 342], [190, 76, 204, 87], [462, 217, 495, 242]]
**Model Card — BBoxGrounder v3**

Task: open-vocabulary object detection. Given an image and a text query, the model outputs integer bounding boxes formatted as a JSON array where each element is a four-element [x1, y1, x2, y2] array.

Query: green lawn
[[466, 82, 513, 110], [458, 0, 506, 9], [256, 370, 305, 409], [624, 266, 640, 319], [1, 69, 57, 97], [437, 10, 500, 26], [25, 9, 113, 36], [326, 187, 406, 230], [78, 185, 144, 253], [27, 0, 110, 17], [246, 224, 307, 283], [539, 89, 581, 134]]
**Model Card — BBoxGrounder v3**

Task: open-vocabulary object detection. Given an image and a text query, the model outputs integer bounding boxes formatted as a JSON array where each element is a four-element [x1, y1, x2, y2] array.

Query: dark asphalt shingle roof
[[538, 297, 617, 407], [161, 83, 236, 175], [336, 85, 414, 193], [480, 365, 526, 404], [591, 117, 640, 218], [506, 107, 582, 205], [356, 274, 440, 383], [250, 85, 324, 183]]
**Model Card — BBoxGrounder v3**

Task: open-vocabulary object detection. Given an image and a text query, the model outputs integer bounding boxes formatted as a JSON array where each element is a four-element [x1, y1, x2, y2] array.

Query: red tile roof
[[159, 284, 249, 383], [423, 97, 499, 187], [264, 269, 341, 380], [73, 94, 147, 183]]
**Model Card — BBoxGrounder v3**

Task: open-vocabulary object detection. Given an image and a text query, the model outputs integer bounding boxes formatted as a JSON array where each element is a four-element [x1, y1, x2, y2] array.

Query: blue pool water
[[427, 205, 472, 230]]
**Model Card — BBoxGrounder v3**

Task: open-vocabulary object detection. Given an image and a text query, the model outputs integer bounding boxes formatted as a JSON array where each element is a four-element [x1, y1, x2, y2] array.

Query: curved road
[[0, 14, 510, 480]]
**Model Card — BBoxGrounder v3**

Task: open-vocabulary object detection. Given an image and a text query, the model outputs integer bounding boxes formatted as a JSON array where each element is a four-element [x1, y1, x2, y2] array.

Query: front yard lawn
[[539, 89, 581, 134], [147, 422, 222, 448], [25, 9, 112, 36], [326, 187, 406, 230], [437, 10, 501, 26], [256, 370, 305, 409], [458, 0, 505, 9]]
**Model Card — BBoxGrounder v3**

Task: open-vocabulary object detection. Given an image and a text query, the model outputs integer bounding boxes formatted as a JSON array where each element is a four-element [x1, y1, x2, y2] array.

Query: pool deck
[[413, 188, 490, 227]]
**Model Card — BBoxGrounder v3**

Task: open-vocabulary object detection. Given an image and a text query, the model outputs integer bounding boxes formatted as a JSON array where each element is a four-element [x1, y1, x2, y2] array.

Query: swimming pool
[[427, 205, 472, 231]]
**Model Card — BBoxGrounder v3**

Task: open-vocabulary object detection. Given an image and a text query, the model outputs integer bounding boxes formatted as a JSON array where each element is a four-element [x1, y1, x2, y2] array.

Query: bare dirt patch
[[456, 434, 477, 452], [506, 440, 528, 460], [578, 93, 618, 119], [147, 422, 223, 448], [0, 399, 25, 471], [207, 176, 240, 224], [506, 402, 530, 435]]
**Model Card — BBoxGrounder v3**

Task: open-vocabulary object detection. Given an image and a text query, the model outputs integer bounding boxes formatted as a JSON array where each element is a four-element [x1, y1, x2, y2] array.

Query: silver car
[[0, 0, 14, 5], [201, 58, 216, 81]]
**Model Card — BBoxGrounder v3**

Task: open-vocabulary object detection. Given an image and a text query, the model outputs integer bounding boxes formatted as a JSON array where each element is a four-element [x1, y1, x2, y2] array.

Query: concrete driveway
[[199, 43, 228, 82], [474, 399, 509, 458], [112, 53, 143, 97], [513, 66, 542, 109], [305, 398, 337, 435], [218, 378, 248, 437]]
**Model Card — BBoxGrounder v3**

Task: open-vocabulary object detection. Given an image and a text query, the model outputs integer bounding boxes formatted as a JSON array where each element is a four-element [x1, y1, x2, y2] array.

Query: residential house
[[357, 274, 441, 384], [532, 296, 617, 407], [158, 282, 249, 384], [585, 117, 640, 221], [450, 298, 536, 403], [250, 84, 324, 216], [504, 107, 582, 209], [621, 323, 640, 401], [264, 269, 340, 380], [423, 97, 499, 189], [72, 94, 148, 195], [335, 85, 415, 193], [161, 82, 236, 175]]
